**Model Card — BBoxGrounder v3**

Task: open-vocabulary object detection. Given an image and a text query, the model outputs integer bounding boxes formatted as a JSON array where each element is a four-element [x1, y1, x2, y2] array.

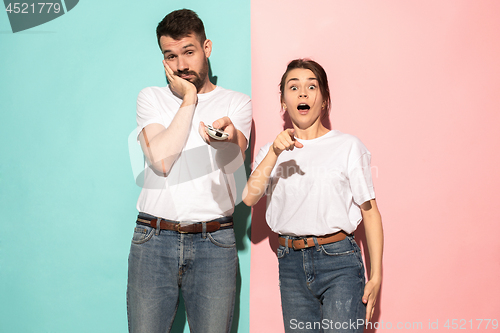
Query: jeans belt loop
[[285, 236, 290, 253], [155, 218, 161, 236], [312, 237, 320, 251], [202, 222, 207, 239]]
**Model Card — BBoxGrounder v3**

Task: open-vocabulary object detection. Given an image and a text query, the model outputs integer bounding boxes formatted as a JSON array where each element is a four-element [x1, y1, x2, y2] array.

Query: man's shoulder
[[138, 86, 175, 100], [210, 86, 251, 102]]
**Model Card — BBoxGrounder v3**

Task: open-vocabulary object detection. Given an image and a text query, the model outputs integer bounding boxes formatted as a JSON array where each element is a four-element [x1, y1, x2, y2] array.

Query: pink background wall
[[250, 1, 500, 331]]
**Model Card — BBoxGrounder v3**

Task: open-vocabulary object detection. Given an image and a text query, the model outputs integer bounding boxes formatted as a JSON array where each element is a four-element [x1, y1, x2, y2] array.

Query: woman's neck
[[293, 119, 329, 140]]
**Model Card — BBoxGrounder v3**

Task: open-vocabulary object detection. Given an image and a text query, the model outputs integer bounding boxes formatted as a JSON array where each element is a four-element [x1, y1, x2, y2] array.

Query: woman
[[243, 59, 383, 332]]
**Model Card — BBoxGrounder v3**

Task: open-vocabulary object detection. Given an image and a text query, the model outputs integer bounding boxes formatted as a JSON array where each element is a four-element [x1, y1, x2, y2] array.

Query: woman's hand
[[362, 276, 381, 322], [272, 129, 304, 156]]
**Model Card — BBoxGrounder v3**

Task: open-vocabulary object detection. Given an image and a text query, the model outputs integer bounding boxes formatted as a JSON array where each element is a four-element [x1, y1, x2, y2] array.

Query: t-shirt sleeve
[[347, 138, 376, 205], [136, 88, 163, 140], [252, 142, 274, 195], [227, 93, 252, 148], [253, 142, 272, 169]]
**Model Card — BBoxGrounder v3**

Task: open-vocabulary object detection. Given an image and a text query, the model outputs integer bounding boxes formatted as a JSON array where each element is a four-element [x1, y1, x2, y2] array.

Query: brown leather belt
[[279, 231, 349, 250], [136, 217, 233, 234]]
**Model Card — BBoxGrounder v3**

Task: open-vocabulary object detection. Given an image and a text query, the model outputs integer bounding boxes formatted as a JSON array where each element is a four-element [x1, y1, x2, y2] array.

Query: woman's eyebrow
[[286, 77, 317, 84]]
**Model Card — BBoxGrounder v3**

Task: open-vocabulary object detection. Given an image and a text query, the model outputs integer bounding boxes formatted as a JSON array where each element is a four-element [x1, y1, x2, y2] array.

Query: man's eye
[[186, 51, 194, 55], [165, 55, 175, 60]]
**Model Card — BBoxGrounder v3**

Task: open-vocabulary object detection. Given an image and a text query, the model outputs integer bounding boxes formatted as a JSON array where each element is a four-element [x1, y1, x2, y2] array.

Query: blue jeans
[[127, 213, 238, 333], [278, 235, 366, 333]]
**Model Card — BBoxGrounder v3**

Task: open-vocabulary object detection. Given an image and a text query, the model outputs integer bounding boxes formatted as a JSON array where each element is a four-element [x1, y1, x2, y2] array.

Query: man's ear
[[203, 39, 212, 58]]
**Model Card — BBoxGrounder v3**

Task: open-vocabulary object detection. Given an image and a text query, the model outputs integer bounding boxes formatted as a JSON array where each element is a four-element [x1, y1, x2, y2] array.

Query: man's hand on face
[[163, 60, 197, 100]]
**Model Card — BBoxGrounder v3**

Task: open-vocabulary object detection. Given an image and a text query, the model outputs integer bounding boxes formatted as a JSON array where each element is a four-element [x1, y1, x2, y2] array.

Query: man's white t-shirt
[[254, 130, 375, 236], [136, 85, 252, 222]]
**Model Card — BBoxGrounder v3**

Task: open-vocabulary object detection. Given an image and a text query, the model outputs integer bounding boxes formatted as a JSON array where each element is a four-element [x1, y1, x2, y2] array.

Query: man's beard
[[175, 58, 209, 92]]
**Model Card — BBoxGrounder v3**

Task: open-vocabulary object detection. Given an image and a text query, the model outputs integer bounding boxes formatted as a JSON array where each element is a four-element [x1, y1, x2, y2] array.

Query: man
[[127, 9, 252, 333]]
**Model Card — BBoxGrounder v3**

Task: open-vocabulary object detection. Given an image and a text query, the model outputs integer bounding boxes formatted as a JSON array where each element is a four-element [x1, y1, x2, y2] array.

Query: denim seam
[[320, 248, 356, 256], [207, 233, 236, 248]]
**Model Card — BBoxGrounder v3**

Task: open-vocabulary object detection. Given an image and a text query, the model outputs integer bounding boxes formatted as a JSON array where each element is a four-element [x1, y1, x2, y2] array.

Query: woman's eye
[[290, 86, 298, 91], [309, 85, 316, 89]]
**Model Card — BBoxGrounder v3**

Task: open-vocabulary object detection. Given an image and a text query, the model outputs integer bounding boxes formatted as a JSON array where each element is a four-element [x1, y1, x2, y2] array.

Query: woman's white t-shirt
[[253, 130, 375, 236]]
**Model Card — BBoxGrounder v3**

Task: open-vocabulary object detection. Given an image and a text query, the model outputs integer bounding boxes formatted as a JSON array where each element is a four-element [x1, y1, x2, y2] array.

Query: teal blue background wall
[[0, 1, 251, 332]]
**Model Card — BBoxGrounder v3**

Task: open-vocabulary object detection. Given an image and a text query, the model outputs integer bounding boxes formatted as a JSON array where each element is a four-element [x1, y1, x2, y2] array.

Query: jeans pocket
[[207, 229, 236, 248], [320, 238, 356, 256], [131, 225, 155, 245]]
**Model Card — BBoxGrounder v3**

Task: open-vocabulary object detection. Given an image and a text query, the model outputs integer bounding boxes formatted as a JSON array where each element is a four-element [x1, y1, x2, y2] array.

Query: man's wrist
[[182, 91, 198, 106]]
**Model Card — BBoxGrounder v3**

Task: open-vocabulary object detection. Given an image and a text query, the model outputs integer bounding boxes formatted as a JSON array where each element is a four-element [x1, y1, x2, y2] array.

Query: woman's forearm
[[361, 199, 384, 279], [242, 147, 278, 206]]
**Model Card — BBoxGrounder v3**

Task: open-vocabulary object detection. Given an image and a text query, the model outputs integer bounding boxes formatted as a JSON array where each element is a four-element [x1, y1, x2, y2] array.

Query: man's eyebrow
[[163, 43, 196, 55]]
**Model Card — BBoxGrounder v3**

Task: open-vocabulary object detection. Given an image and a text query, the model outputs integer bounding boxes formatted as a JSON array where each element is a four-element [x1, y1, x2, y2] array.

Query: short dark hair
[[279, 59, 331, 120], [156, 9, 207, 49]]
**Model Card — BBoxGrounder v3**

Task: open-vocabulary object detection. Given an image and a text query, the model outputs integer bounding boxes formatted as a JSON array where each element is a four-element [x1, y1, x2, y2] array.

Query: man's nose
[[177, 56, 188, 71]]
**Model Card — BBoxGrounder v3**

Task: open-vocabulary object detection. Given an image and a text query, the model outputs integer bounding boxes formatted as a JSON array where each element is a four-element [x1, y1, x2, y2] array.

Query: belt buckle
[[298, 237, 311, 250], [292, 237, 305, 250], [175, 223, 188, 234]]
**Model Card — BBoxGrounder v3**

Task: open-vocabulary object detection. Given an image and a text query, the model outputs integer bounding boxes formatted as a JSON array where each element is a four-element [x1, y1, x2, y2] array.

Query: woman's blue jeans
[[127, 214, 237, 333], [278, 235, 366, 333]]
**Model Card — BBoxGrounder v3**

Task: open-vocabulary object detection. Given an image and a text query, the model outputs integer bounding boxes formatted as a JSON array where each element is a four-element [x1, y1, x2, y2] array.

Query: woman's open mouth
[[297, 103, 310, 114]]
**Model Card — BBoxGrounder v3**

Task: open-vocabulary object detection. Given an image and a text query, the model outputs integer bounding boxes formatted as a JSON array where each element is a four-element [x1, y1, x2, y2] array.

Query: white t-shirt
[[254, 130, 375, 236], [136, 85, 252, 221]]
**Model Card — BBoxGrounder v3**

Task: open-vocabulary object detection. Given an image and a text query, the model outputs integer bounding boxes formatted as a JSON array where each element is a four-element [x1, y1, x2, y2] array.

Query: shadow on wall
[[169, 60, 250, 333], [247, 119, 280, 253]]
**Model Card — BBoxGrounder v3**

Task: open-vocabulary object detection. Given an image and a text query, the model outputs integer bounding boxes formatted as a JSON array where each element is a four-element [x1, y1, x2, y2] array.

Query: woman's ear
[[282, 103, 287, 110]]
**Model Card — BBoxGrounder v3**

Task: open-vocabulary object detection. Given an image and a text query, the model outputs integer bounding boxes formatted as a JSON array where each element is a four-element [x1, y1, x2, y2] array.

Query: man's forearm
[[142, 92, 197, 174]]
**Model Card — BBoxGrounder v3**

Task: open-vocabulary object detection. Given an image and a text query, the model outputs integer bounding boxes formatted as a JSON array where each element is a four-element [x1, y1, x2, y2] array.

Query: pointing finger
[[285, 129, 303, 149]]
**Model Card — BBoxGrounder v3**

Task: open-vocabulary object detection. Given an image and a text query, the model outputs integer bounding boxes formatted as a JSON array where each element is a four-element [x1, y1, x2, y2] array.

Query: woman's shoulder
[[327, 130, 365, 144], [327, 130, 370, 154]]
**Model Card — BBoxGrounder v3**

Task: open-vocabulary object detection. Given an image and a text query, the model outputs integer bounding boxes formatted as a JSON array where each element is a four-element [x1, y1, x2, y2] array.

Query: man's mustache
[[175, 70, 198, 77]]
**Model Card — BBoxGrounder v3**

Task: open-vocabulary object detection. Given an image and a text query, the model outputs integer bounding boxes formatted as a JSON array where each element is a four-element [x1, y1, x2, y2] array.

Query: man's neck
[[197, 80, 216, 94]]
